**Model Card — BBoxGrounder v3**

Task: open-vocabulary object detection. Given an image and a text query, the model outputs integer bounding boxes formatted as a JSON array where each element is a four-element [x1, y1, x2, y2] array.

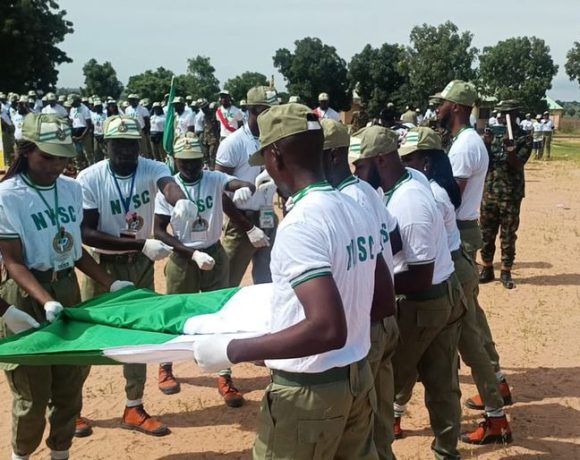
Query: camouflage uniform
[[201, 111, 220, 169], [479, 125, 532, 269], [350, 109, 369, 133]]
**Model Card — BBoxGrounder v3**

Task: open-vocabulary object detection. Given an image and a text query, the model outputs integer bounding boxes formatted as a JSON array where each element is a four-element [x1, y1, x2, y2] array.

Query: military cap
[[248, 103, 322, 166], [349, 126, 399, 163], [321, 119, 350, 150], [318, 92, 330, 101], [173, 96, 185, 104], [398, 127, 442, 157], [103, 116, 141, 140], [152, 102, 161, 108], [196, 98, 209, 108], [288, 95, 301, 103], [246, 86, 278, 107], [107, 99, 118, 105], [173, 134, 204, 160], [45, 92, 57, 102], [440, 80, 478, 107], [127, 93, 139, 100], [21, 113, 76, 158], [494, 100, 521, 112], [189, 100, 198, 108]]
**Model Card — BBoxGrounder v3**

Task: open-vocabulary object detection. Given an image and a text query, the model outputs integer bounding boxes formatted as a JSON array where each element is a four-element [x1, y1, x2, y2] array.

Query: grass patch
[[550, 136, 580, 164]]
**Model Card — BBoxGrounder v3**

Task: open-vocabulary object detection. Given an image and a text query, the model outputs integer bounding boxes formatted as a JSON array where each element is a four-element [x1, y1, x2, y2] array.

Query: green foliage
[[0, 0, 73, 92], [180, 56, 221, 101], [273, 37, 350, 110], [82, 59, 123, 99], [565, 42, 580, 87], [224, 72, 269, 103], [478, 37, 558, 114], [401, 21, 477, 108], [126, 67, 180, 103], [348, 43, 408, 117]]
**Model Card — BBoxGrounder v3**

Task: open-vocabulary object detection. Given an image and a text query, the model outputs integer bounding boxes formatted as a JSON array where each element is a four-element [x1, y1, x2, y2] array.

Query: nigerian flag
[[163, 76, 177, 173], [0, 284, 272, 366]]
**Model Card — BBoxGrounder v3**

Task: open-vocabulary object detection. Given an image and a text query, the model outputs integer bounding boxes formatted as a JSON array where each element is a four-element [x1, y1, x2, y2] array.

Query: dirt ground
[[1, 156, 580, 459]]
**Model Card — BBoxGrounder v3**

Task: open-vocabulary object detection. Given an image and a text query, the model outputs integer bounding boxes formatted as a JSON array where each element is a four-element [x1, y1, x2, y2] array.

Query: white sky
[[56, 0, 580, 101]]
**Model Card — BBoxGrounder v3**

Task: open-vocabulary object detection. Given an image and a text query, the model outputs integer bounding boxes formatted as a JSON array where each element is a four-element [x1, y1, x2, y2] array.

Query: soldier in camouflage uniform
[[479, 100, 532, 289], [350, 105, 369, 133], [196, 100, 220, 169]]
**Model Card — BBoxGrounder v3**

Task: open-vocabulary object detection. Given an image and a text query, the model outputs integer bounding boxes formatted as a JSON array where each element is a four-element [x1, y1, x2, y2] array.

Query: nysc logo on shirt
[[31, 207, 77, 231], [110, 191, 151, 215], [346, 235, 376, 271]]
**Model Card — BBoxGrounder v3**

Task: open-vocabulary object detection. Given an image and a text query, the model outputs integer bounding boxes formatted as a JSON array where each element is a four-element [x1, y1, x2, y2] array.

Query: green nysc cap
[[21, 113, 76, 158], [248, 103, 322, 166], [398, 127, 442, 157], [440, 80, 478, 107], [321, 119, 350, 150], [173, 134, 204, 160], [349, 125, 399, 164], [246, 86, 279, 107], [103, 116, 142, 140]]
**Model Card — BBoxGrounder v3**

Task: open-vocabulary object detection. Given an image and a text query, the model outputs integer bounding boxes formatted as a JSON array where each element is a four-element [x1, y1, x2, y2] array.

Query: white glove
[[2, 306, 40, 334], [255, 169, 275, 191], [192, 251, 215, 271], [232, 187, 253, 205], [110, 280, 135, 293], [142, 239, 173, 261], [44, 301, 64, 323], [246, 226, 270, 248], [171, 199, 198, 222], [193, 335, 233, 373]]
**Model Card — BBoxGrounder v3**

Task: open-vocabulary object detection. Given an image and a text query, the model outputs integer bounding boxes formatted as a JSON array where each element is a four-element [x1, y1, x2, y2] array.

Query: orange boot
[[217, 375, 244, 408], [460, 415, 512, 445], [393, 416, 404, 439], [122, 405, 170, 436], [158, 364, 181, 395], [465, 379, 513, 410], [74, 417, 93, 438]]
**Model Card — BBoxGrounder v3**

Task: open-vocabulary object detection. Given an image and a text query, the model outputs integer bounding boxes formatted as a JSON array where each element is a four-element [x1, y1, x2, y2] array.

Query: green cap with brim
[[173, 134, 204, 160], [246, 86, 279, 107], [103, 116, 142, 140], [21, 113, 77, 158], [349, 126, 399, 164], [494, 99, 521, 112], [398, 127, 442, 157], [248, 103, 322, 166], [321, 119, 350, 150], [440, 80, 477, 107]]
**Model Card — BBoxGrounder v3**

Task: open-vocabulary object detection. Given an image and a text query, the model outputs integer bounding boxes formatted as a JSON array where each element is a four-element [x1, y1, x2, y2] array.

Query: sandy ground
[[1, 157, 580, 459]]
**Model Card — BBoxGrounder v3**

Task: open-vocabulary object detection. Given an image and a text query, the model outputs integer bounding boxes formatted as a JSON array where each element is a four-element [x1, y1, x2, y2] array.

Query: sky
[[56, 0, 580, 101]]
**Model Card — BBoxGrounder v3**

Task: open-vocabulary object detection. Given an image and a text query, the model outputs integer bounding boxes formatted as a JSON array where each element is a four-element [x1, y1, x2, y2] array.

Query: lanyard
[[177, 172, 202, 204], [109, 162, 137, 215], [24, 174, 60, 229], [383, 171, 411, 206], [452, 126, 470, 142]]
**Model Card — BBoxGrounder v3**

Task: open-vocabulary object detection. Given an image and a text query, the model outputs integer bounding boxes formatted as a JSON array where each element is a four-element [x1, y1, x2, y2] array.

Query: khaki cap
[[246, 86, 278, 107], [398, 127, 442, 157], [152, 102, 161, 108], [494, 99, 520, 112], [239, 99, 247, 106], [103, 116, 142, 140], [288, 95, 301, 103], [93, 99, 103, 106], [248, 103, 322, 166], [173, 96, 185, 104], [349, 126, 399, 163], [58, 95, 67, 102], [21, 113, 76, 158], [127, 93, 139, 99], [318, 92, 330, 101], [196, 98, 208, 108], [173, 134, 204, 160], [27, 90, 36, 97], [440, 80, 477, 107], [321, 119, 350, 150], [46, 92, 57, 102], [18, 95, 28, 103], [140, 98, 150, 106]]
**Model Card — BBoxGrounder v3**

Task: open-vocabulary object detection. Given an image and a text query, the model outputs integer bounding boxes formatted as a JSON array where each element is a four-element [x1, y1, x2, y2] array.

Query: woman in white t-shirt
[[149, 103, 166, 162]]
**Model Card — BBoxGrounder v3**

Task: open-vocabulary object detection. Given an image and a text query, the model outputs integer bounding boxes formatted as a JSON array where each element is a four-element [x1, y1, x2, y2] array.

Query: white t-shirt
[[175, 111, 195, 136], [69, 104, 92, 129], [542, 119, 554, 132], [77, 158, 171, 253], [338, 175, 395, 279], [215, 124, 276, 211], [385, 172, 454, 284], [194, 111, 205, 133], [155, 171, 233, 249], [150, 114, 166, 133], [430, 180, 461, 252], [407, 167, 430, 189], [12, 112, 25, 140], [91, 110, 107, 136], [41, 104, 68, 118], [124, 105, 150, 129], [488, 116, 498, 127], [216, 105, 243, 138], [0, 174, 83, 271], [532, 121, 544, 141], [448, 128, 489, 221], [313, 106, 340, 121], [0, 103, 12, 126], [266, 182, 379, 373]]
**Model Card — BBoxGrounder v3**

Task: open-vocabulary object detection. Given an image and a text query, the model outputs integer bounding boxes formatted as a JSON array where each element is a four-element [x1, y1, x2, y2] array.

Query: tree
[[479, 37, 558, 114], [0, 0, 73, 92], [273, 37, 350, 110], [82, 59, 123, 99], [401, 21, 478, 108], [568, 107, 576, 118], [126, 67, 178, 102], [224, 72, 269, 103], [349, 43, 408, 117], [180, 56, 220, 101], [565, 42, 580, 87]]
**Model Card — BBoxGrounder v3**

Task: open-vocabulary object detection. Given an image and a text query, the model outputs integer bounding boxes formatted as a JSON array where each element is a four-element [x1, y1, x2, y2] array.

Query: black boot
[[479, 266, 495, 283], [500, 270, 515, 289]]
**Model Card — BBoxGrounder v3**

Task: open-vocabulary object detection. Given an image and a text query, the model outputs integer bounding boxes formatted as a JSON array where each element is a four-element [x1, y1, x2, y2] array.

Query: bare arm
[[74, 248, 115, 290], [371, 254, 396, 321], [224, 179, 255, 194], [214, 164, 235, 175], [394, 262, 434, 295], [157, 176, 186, 206], [455, 178, 468, 196], [389, 225, 403, 255], [81, 209, 146, 251], [227, 275, 347, 363], [222, 194, 253, 232]]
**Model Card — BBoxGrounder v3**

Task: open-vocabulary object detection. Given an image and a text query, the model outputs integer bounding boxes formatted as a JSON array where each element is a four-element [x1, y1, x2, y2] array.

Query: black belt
[[96, 252, 144, 264], [451, 249, 462, 261], [404, 280, 448, 301], [271, 358, 367, 387], [30, 267, 74, 283]]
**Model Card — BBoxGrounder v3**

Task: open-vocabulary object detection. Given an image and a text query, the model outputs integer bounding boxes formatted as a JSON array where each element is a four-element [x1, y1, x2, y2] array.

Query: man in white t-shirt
[[77, 115, 196, 437], [90, 99, 107, 163], [172, 96, 195, 136], [41, 92, 68, 117], [68, 94, 94, 169], [194, 103, 385, 459], [215, 86, 276, 287], [216, 90, 243, 140], [519, 113, 534, 133], [542, 111, 554, 159], [149, 102, 166, 161], [488, 111, 499, 127], [352, 125, 464, 460], [532, 114, 545, 159], [321, 119, 398, 460], [313, 92, 340, 121], [125, 94, 152, 158]]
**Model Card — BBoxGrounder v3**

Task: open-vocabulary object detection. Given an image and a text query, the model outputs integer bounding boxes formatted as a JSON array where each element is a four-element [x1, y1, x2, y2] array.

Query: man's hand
[[192, 251, 216, 271], [193, 335, 233, 373], [246, 226, 270, 248], [2, 306, 40, 334], [142, 239, 173, 261], [171, 199, 198, 222], [43, 301, 64, 323]]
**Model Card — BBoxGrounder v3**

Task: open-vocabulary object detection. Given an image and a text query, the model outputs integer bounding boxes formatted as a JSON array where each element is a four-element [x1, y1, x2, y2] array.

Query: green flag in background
[[163, 76, 176, 172]]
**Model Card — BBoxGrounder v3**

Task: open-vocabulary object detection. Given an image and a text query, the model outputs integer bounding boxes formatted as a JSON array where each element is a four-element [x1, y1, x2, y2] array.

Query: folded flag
[[0, 284, 272, 366]]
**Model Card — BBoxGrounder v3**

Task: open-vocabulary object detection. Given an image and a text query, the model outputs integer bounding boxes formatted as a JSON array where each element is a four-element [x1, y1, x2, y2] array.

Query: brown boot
[[121, 405, 170, 436], [460, 415, 513, 444], [74, 417, 93, 438], [217, 375, 245, 408], [158, 364, 180, 395], [393, 416, 404, 439], [465, 378, 513, 410]]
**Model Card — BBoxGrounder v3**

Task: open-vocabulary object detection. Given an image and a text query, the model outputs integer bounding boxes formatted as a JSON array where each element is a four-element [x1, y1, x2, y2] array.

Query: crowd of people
[[0, 78, 539, 460]]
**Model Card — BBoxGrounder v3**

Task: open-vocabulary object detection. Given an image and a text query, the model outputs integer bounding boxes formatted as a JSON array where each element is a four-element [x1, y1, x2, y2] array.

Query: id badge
[[52, 228, 75, 271], [121, 212, 144, 238], [259, 206, 275, 229], [191, 216, 209, 241]]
